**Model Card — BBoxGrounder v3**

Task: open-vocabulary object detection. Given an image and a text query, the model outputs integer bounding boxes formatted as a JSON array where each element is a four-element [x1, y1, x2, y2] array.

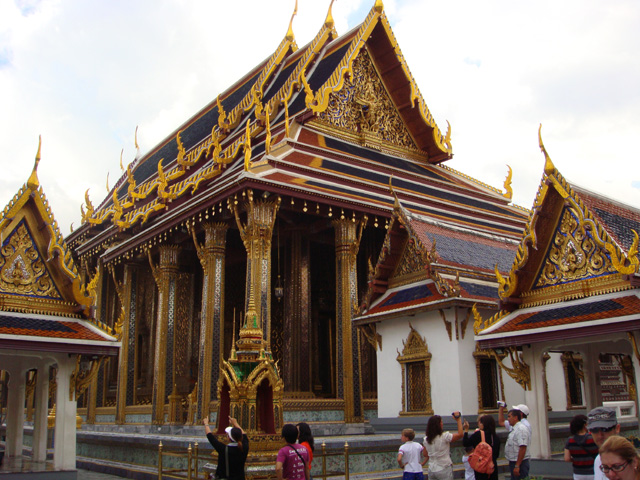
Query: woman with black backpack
[[463, 415, 500, 480]]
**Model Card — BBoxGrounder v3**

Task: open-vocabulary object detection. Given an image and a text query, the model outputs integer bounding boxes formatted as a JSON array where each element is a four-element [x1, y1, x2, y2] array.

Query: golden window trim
[[397, 324, 433, 416], [561, 352, 585, 410], [473, 347, 505, 414]]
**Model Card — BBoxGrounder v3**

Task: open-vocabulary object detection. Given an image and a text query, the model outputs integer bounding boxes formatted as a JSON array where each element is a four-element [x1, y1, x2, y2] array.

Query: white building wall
[[376, 305, 554, 419]]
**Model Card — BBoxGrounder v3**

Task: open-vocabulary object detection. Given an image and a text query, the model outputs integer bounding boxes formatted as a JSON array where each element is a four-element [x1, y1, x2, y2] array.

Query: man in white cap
[[588, 407, 620, 480], [498, 403, 531, 433], [504, 408, 531, 480]]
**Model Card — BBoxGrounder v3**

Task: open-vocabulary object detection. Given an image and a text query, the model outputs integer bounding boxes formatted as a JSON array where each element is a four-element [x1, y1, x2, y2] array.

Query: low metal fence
[[157, 440, 398, 480]]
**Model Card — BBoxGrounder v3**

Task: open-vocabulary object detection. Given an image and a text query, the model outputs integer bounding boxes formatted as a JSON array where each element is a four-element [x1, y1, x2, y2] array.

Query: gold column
[[284, 228, 311, 393], [115, 264, 137, 424], [86, 262, 105, 423], [193, 222, 228, 420], [150, 245, 180, 424], [232, 190, 280, 350], [333, 217, 366, 423]]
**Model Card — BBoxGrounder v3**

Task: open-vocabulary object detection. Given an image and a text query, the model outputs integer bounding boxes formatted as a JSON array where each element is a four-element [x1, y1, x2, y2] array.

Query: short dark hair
[[570, 414, 588, 435], [508, 409, 523, 421], [282, 423, 299, 444]]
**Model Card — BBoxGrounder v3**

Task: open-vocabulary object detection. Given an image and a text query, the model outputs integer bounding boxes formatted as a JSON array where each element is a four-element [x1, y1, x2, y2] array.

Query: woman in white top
[[423, 411, 464, 480]]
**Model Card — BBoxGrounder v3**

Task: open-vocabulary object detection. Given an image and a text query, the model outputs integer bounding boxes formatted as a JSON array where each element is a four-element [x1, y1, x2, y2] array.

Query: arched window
[[473, 346, 505, 413]]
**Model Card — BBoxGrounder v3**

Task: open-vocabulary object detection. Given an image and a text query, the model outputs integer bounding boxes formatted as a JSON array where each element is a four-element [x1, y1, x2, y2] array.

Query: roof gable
[[0, 142, 97, 320], [70, 1, 455, 241], [475, 128, 640, 345], [495, 128, 639, 309]]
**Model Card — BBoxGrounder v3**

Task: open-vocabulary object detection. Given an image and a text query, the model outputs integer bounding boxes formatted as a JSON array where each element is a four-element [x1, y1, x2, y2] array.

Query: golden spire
[[27, 135, 41, 190], [374, 0, 384, 13], [324, 0, 335, 29], [286, 0, 298, 42], [538, 124, 555, 175], [503, 165, 513, 200], [244, 119, 252, 171]]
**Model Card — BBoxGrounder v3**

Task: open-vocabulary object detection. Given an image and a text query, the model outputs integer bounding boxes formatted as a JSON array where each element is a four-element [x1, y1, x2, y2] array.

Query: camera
[[497, 401, 506, 408], [452, 412, 461, 419]]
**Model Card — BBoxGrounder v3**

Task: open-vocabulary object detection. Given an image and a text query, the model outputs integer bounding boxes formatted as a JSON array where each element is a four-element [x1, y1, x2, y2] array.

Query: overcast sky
[[1, 0, 639, 235]]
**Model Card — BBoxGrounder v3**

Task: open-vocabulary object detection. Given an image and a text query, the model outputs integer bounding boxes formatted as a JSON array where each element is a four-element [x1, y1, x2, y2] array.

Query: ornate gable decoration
[[317, 50, 419, 154], [395, 237, 427, 278], [396, 324, 430, 362], [0, 220, 61, 299], [534, 206, 618, 288]]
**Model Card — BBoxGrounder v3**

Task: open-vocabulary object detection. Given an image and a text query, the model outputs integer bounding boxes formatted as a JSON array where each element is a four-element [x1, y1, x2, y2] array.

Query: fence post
[[345, 442, 349, 480], [158, 441, 163, 480], [188, 443, 192, 480], [322, 441, 327, 479], [194, 442, 199, 479]]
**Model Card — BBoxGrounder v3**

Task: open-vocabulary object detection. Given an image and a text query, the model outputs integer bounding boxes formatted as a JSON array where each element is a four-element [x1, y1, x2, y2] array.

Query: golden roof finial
[[244, 119, 252, 171], [538, 124, 555, 175], [283, 98, 291, 138], [134, 126, 139, 150], [374, 0, 384, 13], [106, 172, 110, 192], [324, 0, 335, 29], [286, 0, 298, 42], [119, 148, 124, 172], [265, 103, 272, 155], [503, 165, 513, 200], [27, 135, 42, 190]]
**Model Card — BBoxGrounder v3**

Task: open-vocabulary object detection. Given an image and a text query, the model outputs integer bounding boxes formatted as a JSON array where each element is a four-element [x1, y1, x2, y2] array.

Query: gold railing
[[157, 440, 399, 480]]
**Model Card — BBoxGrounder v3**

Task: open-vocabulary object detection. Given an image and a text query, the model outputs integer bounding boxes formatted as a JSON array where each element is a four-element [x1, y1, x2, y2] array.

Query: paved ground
[[78, 470, 127, 480]]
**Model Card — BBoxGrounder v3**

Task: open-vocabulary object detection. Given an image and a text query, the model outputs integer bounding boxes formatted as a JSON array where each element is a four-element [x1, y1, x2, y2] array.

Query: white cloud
[[1, 0, 638, 235]]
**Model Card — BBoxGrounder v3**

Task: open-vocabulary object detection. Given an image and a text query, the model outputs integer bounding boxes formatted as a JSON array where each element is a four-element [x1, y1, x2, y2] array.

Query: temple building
[[0, 3, 634, 468], [67, 0, 530, 430]]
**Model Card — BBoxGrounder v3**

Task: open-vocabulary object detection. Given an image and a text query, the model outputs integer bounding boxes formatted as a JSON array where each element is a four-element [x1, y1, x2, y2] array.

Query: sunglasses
[[589, 426, 615, 434], [600, 462, 629, 474]]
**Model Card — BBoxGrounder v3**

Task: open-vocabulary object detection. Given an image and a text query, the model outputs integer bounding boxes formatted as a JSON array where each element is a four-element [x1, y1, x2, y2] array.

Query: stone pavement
[[78, 469, 127, 480]]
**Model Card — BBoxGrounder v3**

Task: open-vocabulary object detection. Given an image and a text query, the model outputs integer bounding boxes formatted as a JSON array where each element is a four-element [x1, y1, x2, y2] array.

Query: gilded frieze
[[317, 50, 416, 151], [0, 223, 60, 298], [535, 207, 617, 288]]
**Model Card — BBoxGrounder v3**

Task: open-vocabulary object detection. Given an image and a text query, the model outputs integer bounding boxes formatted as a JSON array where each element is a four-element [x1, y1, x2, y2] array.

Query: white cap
[[225, 426, 234, 441], [512, 404, 530, 416]]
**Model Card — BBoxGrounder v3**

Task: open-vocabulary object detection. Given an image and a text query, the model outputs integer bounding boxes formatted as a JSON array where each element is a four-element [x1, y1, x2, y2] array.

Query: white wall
[[376, 306, 532, 418]]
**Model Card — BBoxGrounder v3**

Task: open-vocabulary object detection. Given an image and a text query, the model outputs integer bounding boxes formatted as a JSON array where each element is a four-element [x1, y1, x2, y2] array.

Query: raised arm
[[451, 412, 464, 442], [229, 416, 244, 434]]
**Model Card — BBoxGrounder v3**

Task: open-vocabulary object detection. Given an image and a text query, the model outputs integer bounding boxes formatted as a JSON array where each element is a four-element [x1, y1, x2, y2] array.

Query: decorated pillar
[[232, 190, 281, 351], [115, 263, 137, 424], [283, 228, 311, 393], [219, 190, 283, 434], [149, 245, 180, 424], [193, 222, 228, 421], [333, 217, 366, 423]]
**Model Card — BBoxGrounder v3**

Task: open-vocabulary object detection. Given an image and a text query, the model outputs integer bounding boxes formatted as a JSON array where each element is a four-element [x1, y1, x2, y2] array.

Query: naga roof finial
[[119, 148, 124, 172], [134, 125, 139, 150], [538, 124, 555, 175], [106, 172, 110, 192], [503, 165, 513, 200], [324, 0, 335, 29], [286, 0, 298, 42], [27, 135, 42, 190]]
